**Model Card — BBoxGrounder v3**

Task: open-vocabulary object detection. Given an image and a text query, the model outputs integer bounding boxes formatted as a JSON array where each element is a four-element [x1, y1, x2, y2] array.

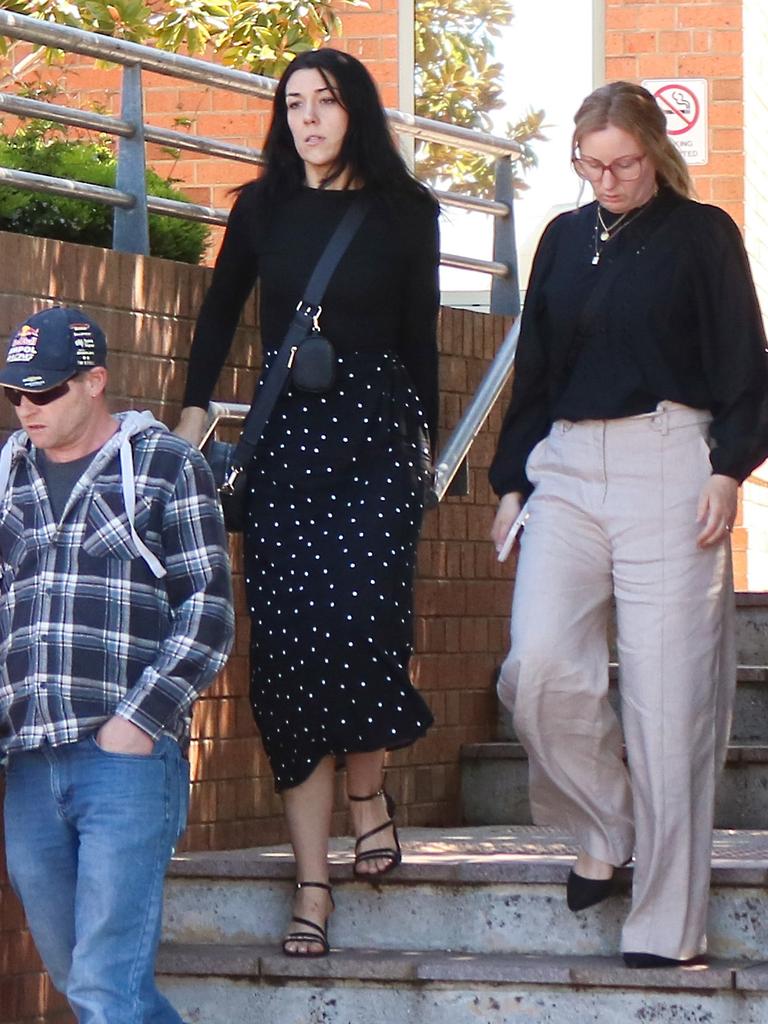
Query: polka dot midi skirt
[[244, 350, 434, 790]]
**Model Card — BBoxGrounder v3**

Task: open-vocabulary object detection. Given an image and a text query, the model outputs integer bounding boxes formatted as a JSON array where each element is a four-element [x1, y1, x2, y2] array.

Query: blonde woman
[[490, 81, 768, 967]]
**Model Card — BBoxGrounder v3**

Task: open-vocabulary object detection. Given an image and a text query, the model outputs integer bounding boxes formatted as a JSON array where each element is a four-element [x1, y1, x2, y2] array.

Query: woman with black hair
[[175, 49, 438, 957]]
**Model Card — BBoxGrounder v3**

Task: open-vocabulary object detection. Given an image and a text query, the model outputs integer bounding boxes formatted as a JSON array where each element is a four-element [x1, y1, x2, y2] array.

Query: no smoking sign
[[642, 78, 708, 166]]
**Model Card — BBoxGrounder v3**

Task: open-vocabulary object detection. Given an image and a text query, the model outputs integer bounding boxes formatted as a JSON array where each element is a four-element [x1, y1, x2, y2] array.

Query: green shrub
[[0, 121, 210, 264]]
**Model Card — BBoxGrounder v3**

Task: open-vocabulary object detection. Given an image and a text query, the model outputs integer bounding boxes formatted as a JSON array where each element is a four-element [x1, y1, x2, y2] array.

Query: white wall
[[440, 0, 598, 305]]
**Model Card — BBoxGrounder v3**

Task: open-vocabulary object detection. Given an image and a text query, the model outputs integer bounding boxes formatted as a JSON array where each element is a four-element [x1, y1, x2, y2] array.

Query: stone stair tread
[[464, 740, 768, 766], [157, 941, 759, 991], [736, 962, 768, 990], [170, 825, 768, 886]]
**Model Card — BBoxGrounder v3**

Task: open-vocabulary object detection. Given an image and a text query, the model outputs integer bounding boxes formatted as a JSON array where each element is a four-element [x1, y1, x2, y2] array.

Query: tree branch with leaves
[[0, 0, 367, 81], [414, 0, 545, 197]]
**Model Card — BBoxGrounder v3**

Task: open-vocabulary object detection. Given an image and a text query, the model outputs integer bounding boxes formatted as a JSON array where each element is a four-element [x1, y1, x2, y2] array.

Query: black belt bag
[[290, 329, 336, 394]]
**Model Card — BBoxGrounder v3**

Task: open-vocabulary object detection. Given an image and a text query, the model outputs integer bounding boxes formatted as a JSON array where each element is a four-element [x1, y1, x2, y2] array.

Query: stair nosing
[[157, 941, 758, 991]]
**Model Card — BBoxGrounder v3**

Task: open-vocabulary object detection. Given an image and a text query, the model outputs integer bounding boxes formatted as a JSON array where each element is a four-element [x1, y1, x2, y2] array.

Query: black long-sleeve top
[[489, 186, 768, 497], [183, 181, 441, 443]]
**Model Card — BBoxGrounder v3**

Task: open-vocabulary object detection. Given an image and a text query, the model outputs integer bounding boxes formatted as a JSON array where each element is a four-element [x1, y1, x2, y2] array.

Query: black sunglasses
[[4, 379, 74, 407]]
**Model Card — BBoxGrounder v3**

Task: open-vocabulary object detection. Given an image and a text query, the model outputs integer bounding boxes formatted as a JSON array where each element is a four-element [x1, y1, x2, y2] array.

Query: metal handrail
[[441, 253, 509, 279], [0, 94, 511, 220], [0, 9, 521, 311], [199, 317, 520, 504], [0, 165, 135, 208], [434, 190, 509, 218], [0, 93, 265, 167], [0, 93, 134, 137], [0, 164, 517, 264]]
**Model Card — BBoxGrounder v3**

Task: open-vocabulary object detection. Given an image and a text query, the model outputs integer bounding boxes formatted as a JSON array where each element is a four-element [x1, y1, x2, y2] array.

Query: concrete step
[[497, 665, 768, 744], [164, 826, 768, 961], [737, 592, 768, 665], [606, 590, 768, 665], [497, 591, 768, 744], [157, 943, 768, 1024], [732, 666, 768, 742], [461, 741, 768, 830]]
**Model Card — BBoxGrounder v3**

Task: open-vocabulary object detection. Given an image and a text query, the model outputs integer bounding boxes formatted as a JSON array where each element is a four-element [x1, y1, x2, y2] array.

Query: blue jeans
[[3, 734, 189, 1024]]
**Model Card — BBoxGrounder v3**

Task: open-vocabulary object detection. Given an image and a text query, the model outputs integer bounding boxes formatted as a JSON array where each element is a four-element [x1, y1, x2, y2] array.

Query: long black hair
[[258, 48, 430, 201]]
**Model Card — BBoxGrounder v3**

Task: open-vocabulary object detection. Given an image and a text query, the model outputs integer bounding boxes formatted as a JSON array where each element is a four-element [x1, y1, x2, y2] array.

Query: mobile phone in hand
[[497, 506, 529, 562]]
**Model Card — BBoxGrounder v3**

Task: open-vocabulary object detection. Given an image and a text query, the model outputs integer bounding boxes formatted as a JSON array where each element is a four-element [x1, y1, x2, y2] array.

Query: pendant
[[600, 230, 610, 241], [592, 253, 600, 265]]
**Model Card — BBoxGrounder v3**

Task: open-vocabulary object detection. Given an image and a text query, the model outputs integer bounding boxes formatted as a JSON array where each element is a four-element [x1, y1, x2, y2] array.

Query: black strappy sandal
[[281, 881, 334, 957], [349, 787, 403, 880]]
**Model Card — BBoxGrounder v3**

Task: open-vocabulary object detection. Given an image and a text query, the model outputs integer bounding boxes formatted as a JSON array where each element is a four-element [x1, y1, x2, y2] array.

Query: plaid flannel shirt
[[0, 411, 234, 755]]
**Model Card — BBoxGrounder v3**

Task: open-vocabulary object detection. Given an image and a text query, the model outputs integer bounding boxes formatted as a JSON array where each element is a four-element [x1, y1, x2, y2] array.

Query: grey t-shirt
[[37, 449, 99, 521]]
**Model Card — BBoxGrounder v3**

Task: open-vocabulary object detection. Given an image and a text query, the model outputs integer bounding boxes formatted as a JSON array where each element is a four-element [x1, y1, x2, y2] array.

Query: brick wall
[[606, 0, 744, 224], [0, 229, 512, 1021]]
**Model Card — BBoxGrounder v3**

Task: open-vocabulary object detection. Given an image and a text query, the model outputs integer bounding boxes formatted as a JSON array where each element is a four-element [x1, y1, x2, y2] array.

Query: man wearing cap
[[0, 305, 234, 1023]]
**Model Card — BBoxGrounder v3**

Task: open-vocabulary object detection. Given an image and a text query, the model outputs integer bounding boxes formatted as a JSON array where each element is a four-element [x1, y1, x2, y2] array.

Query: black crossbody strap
[[221, 196, 370, 494], [302, 197, 370, 307]]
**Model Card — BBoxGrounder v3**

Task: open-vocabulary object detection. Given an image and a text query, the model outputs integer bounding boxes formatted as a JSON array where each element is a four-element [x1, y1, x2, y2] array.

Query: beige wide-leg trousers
[[498, 402, 736, 960]]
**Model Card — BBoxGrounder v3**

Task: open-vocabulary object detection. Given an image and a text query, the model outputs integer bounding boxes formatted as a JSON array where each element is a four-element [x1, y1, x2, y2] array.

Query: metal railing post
[[489, 155, 520, 317], [113, 64, 149, 255]]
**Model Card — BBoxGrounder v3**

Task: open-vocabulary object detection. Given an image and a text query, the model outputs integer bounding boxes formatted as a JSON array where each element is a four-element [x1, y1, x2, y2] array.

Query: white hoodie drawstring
[[118, 427, 166, 579]]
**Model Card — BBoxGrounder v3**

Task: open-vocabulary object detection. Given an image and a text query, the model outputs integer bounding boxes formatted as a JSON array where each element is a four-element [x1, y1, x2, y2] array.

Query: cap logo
[[71, 322, 97, 366], [7, 325, 40, 363]]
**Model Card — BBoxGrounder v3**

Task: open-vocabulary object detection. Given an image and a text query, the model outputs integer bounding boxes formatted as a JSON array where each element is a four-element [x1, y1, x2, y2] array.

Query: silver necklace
[[598, 207, 630, 241], [591, 195, 657, 266]]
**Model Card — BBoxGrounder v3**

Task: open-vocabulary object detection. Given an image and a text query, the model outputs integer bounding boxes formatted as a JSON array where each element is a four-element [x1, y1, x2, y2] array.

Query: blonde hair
[[572, 81, 694, 199]]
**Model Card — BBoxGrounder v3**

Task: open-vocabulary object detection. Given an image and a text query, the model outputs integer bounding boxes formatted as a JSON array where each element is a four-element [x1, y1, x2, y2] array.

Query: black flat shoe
[[623, 952, 704, 968], [566, 869, 615, 912]]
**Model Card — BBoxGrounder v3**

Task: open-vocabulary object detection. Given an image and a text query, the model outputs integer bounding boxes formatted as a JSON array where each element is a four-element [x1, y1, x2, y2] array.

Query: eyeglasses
[[4, 379, 73, 407], [572, 152, 646, 182]]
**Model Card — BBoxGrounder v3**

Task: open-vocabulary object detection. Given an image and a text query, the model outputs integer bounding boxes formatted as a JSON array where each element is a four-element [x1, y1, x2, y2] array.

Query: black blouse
[[183, 181, 441, 443], [489, 186, 768, 496]]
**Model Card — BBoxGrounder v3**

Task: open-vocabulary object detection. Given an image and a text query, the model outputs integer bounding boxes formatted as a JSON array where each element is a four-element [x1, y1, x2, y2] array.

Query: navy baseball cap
[[0, 305, 107, 392]]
